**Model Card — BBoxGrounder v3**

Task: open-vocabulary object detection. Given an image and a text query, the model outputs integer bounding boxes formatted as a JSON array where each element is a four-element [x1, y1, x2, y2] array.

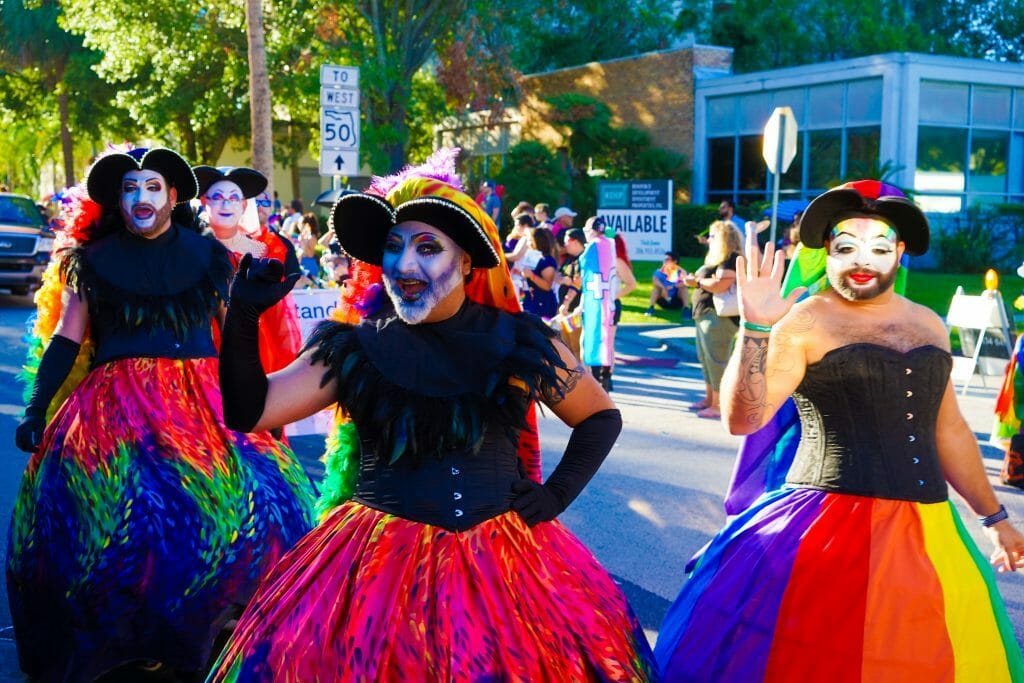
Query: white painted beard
[[383, 259, 464, 324]]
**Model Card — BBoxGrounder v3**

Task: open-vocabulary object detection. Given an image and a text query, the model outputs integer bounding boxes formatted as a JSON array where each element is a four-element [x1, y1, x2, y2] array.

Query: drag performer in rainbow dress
[[655, 181, 1024, 682], [207, 151, 655, 682], [9, 148, 316, 681]]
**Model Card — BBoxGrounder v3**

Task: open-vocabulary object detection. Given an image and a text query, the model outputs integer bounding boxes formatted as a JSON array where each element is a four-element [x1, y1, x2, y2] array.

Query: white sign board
[[319, 64, 360, 178], [286, 288, 341, 436], [596, 180, 673, 261], [763, 106, 798, 174], [946, 286, 1013, 395]]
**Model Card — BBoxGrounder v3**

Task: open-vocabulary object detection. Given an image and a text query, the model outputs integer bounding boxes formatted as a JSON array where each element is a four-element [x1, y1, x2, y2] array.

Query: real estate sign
[[597, 180, 673, 261]]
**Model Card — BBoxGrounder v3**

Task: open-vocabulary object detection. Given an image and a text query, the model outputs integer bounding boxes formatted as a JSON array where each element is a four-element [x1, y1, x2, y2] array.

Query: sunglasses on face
[[254, 199, 273, 208]]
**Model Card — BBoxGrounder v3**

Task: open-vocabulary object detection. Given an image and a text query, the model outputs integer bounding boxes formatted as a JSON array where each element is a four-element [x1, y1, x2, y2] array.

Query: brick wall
[[520, 46, 732, 176]]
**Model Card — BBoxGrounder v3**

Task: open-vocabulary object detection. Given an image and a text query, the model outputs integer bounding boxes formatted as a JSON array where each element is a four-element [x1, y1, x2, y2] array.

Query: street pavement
[[0, 298, 1020, 678]]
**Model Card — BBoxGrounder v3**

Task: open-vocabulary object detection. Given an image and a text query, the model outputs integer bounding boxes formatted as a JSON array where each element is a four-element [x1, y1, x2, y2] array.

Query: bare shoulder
[[902, 296, 951, 351], [776, 295, 823, 335]]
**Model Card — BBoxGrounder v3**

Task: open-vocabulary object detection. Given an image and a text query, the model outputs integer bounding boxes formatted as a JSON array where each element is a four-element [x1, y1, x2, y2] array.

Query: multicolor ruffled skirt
[[208, 501, 656, 682], [7, 357, 317, 682], [654, 488, 1024, 682]]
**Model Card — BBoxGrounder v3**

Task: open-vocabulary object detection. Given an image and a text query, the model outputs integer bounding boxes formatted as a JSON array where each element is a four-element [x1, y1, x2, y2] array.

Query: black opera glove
[[220, 255, 299, 433], [16, 334, 80, 453], [511, 408, 623, 527]]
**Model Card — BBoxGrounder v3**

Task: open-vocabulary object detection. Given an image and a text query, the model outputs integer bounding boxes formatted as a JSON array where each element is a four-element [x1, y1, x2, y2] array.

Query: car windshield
[[0, 196, 44, 228]]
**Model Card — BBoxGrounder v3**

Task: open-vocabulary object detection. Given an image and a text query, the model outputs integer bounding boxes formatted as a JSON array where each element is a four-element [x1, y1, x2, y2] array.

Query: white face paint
[[381, 221, 466, 324], [825, 217, 902, 300], [119, 169, 173, 237], [202, 179, 246, 233]]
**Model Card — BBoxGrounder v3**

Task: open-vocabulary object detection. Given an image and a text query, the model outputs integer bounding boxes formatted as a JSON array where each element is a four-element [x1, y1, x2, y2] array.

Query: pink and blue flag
[[580, 236, 617, 367]]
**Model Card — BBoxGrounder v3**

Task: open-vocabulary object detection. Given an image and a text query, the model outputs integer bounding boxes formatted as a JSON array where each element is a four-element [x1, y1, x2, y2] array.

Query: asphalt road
[[0, 296, 1020, 679]]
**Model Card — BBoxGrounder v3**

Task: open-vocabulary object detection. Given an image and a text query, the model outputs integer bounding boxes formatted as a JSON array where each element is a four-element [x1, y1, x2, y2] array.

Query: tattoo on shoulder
[[543, 362, 585, 405]]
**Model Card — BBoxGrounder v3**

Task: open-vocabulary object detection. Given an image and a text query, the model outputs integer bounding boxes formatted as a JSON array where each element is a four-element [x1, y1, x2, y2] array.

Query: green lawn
[[620, 259, 1024, 326]]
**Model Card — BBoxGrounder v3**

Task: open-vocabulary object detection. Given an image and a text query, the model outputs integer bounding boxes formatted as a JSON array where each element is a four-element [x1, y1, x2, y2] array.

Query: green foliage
[[672, 204, 720, 258], [934, 203, 1024, 273], [495, 141, 569, 225]]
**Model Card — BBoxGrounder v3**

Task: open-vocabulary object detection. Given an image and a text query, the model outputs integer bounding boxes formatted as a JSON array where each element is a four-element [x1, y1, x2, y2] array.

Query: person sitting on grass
[[646, 251, 687, 316]]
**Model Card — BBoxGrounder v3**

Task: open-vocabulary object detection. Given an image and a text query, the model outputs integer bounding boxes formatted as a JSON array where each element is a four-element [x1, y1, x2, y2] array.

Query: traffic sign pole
[[770, 115, 786, 246], [762, 107, 798, 247], [319, 64, 360, 180]]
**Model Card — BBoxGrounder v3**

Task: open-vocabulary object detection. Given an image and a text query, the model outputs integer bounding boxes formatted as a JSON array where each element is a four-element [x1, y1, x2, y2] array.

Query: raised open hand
[[229, 253, 301, 317], [735, 228, 805, 327]]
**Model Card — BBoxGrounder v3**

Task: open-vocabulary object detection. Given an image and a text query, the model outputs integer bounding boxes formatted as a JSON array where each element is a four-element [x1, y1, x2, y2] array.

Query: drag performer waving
[[10, 148, 316, 681], [655, 181, 1024, 682], [208, 154, 655, 682]]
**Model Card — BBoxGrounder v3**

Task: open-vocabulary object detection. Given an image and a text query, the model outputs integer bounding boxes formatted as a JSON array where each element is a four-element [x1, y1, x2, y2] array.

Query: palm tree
[[245, 0, 274, 196]]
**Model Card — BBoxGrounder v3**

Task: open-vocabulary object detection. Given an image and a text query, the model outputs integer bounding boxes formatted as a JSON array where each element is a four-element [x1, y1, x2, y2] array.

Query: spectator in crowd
[[646, 251, 687, 316], [552, 206, 577, 241], [683, 219, 742, 419], [298, 212, 321, 282], [281, 198, 304, 238], [516, 226, 559, 319], [511, 201, 534, 221], [719, 199, 745, 231], [555, 228, 587, 359], [781, 210, 803, 261], [534, 202, 553, 229], [478, 179, 501, 224]]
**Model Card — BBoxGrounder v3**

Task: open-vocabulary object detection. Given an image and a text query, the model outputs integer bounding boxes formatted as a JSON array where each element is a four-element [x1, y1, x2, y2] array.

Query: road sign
[[319, 150, 360, 176], [320, 64, 360, 177], [321, 88, 359, 107], [320, 64, 359, 89], [320, 107, 360, 150], [762, 106, 797, 174]]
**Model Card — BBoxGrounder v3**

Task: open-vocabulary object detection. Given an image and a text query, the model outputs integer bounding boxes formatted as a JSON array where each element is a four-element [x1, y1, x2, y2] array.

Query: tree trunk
[[245, 0, 275, 197], [57, 88, 75, 187]]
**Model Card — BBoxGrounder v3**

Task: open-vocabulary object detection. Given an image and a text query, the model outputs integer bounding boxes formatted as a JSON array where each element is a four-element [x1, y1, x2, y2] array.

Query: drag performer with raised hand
[[9, 148, 315, 682], [655, 181, 1024, 682], [208, 157, 655, 682]]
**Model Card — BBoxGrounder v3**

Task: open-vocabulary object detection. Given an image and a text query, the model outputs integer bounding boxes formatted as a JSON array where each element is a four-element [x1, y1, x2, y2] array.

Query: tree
[[245, 0, 275, 196]]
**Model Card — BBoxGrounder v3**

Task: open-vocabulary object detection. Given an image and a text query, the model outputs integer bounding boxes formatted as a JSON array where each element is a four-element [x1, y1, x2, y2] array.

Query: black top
[[786, 343, 952, 503], [691, 252, 739, 323], [61, 225, 233, 366], [305, 300, 567, 530]]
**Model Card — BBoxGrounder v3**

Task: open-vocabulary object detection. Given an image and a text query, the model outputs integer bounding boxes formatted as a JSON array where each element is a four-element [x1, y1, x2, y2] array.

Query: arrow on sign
[[320, 149, 359, 177]]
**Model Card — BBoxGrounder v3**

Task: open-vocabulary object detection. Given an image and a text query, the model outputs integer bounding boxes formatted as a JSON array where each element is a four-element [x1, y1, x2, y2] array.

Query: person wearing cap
[[655, 180, 1024, 680], [208, 152, 655, 681], [9, 148, 315, 681], [552, 205, 577, 239], [195, 165, 304, 387]]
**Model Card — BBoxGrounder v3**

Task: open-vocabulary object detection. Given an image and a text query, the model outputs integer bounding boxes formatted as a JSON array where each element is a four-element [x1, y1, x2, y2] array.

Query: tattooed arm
[[540, 338, 614, 426], [720, 229, 810, 435], [721, 306, 813, 434]]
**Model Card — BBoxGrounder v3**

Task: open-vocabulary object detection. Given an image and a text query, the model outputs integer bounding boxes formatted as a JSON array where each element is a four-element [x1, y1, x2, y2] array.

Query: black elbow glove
[[511, 408, 622, 526], [16, 334, 80, 453], [220, 254, 300, 432]]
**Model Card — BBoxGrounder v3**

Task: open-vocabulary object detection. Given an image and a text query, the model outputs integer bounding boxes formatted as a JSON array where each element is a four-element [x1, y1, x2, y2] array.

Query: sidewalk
[[614, 322, 697, 367]]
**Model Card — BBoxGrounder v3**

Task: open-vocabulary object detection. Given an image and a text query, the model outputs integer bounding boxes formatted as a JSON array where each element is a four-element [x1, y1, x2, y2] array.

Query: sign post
[[762, 106, 798, 246], [319, 65, 361, 178], [596, 180, 673, 261]]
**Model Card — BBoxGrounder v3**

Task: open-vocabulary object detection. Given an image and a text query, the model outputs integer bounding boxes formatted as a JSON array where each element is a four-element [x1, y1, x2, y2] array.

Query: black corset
[[354, 424, 523, 531], [786, 343, 953, 503]]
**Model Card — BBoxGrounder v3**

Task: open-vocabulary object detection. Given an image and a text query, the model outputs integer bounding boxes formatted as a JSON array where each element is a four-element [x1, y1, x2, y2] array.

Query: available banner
[[597, 179, 673, 261], [286, 288, 342, 436]]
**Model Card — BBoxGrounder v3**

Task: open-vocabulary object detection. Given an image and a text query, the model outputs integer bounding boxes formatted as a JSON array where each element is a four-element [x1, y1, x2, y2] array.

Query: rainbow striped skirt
[[654, 487, 1024, 682]]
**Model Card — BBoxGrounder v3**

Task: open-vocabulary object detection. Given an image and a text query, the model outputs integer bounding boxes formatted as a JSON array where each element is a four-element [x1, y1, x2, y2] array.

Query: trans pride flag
[[580, 235, 618, 367]]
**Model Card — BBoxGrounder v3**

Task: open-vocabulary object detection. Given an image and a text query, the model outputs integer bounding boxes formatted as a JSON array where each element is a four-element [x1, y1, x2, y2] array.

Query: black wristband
[[980, 504, 1009, 528], [27, 334, 81, 416], [544, 408, 622, 511]]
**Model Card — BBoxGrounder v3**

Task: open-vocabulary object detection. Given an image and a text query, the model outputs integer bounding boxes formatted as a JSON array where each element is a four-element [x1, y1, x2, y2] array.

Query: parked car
[[0, 192, 54, 296]]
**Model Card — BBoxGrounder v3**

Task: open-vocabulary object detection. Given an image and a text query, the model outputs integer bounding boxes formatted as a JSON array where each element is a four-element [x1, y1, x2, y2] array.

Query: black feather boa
[[305, 301, 567, 466]]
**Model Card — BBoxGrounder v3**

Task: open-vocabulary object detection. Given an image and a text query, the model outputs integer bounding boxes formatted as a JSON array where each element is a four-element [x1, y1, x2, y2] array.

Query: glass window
[[919, 81, 968, 126], [707, 137, 735, 190], [972, 86, 1011, 128], [846, 79, 882, 125], [707, 97, 737, 136], [808, 129, 841, 189], [915, 125, 966, 192], [1015, 89, 1024, 129], [781, 143, 803, 191], [807, 84, 844, 129], [846, 126, 881, 178], [772, 88, 805, 126], [738, 135, 767, 192], [969, 130, 1008, 194], [738, 93, 772, 132]]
